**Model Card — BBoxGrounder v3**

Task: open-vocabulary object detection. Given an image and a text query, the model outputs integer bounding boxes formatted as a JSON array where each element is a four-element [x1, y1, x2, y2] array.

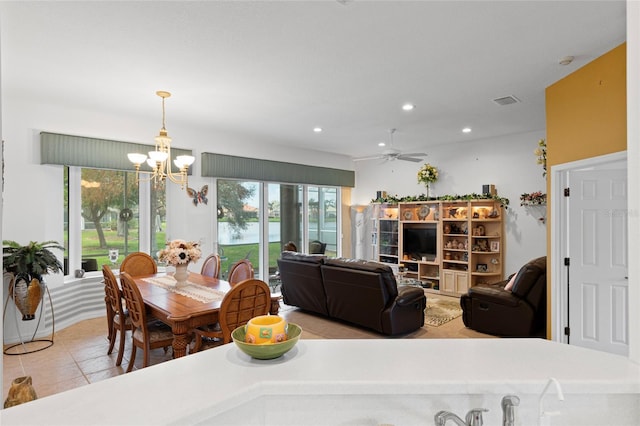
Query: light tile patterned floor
[[3, 295, 491, 403]]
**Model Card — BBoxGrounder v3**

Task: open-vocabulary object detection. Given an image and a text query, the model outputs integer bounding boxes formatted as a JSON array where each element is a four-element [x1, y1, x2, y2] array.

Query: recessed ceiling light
[[462, 127, 472, 133], [402, 103, 415, 111], [378, 142, 386, 147], [313, 127, 323, 133]]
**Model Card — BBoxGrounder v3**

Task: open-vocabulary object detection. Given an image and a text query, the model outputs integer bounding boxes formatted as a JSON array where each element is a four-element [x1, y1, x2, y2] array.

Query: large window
[[217, 179, 340, 287], [64, 166, 165, 276]]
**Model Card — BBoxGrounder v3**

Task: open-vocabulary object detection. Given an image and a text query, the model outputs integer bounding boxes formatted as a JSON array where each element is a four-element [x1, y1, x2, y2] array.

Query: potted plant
[[3, 240, 64, 320]]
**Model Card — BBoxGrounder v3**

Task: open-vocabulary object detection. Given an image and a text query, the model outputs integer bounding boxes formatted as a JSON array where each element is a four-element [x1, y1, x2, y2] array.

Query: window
[[217, 180, 261, 280], [217, 179, 340, 287], [64, 166, 164, 276], [307, 186, 337, 256]]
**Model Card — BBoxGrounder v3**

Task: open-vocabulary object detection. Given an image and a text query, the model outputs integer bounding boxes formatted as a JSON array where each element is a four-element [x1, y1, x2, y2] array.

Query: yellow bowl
[[245, 315, 287, 344], [232, 323, 302, 360]]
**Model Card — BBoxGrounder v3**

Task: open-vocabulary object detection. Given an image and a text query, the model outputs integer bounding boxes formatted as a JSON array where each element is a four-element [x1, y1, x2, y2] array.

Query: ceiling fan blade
[[397, 155, 423, 162], [352, 154, 385, 162], [401, 152, 427, 157]]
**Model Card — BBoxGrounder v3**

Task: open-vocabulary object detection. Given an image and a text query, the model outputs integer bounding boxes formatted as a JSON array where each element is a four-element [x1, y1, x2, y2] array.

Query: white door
[[567, 168, 628, 356]]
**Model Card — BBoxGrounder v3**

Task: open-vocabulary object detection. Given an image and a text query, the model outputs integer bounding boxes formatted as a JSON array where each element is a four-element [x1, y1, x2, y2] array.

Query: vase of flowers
[[157, 239, 202, 287], [417, 163, 439, 199]]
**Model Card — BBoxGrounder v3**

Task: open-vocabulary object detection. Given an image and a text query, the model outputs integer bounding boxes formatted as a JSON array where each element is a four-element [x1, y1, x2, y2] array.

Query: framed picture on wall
[[490, 241, 500, 252]]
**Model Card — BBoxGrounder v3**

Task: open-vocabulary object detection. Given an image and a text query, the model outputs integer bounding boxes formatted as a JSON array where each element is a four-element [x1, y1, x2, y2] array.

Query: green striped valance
[[40, 132, 193, 173], [200, 152, 355, 187]]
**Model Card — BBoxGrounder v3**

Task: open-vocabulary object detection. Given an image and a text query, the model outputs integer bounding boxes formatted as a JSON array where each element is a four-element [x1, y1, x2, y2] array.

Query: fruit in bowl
[[232, 322, 302, 360]]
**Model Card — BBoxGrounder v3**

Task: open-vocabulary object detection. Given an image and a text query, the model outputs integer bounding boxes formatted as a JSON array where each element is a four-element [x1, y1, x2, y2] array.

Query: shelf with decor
[[370, 203, 399, 265], [469, 199, 504, 287], [373, 197, 505, 297]]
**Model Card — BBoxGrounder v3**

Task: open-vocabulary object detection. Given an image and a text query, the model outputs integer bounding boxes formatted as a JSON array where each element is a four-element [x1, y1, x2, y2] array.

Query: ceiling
[[0, 1, 627, 159]]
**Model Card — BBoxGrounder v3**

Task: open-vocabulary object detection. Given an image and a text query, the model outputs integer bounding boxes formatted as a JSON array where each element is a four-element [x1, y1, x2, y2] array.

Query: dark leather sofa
[[277, 251, 426, 335], [460, 256, 547, 337]]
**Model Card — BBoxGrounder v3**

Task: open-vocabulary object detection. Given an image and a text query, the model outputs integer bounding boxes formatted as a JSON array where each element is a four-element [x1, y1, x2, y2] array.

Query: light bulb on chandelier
[[127, 91, 195, 189]]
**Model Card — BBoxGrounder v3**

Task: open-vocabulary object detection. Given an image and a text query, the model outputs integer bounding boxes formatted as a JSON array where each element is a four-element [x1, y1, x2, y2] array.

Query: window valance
[[200, 152, 355, 187], [40, 132, 193, 173]]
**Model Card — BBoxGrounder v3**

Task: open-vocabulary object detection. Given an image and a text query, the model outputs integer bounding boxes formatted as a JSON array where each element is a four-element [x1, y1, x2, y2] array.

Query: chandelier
[[127, 91, 195, 189]]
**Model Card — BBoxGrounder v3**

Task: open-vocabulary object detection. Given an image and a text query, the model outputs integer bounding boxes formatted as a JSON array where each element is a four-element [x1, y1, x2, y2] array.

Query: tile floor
[[3, 295, 492, 403]]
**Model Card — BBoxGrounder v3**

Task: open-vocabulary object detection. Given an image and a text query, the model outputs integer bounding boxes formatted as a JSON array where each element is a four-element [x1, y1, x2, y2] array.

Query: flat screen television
[[403, 225, 437, 261]]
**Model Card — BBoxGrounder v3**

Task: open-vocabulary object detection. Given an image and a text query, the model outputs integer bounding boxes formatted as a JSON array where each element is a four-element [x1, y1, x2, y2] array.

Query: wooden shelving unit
[[372, 199, 505, 297]]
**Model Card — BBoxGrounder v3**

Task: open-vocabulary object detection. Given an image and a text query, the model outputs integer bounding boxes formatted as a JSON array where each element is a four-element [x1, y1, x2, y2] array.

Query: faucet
[[501, 395, 520, 426], [434, 409, 487, 426], [538, 377, 565, 426]]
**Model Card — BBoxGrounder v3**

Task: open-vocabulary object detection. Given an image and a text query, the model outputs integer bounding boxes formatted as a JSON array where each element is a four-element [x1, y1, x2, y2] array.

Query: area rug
[[424, 297, 463, 327]]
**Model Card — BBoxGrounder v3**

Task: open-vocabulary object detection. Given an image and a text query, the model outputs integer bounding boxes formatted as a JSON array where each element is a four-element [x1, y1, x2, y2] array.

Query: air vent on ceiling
[[492, 95, 521, 106]]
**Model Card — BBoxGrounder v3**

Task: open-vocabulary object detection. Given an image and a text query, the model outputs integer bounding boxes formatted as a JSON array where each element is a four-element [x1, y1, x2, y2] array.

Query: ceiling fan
[[352, 129, 427, 163]]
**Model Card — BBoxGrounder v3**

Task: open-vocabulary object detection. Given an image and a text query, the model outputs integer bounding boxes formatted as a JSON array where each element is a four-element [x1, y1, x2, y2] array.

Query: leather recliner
[[460, 256, 547, 337]]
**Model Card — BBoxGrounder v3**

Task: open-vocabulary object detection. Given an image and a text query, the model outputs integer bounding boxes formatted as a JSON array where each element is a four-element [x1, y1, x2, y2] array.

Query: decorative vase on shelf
[[425, 184, 430, 199], [174, 263, 189, 287]]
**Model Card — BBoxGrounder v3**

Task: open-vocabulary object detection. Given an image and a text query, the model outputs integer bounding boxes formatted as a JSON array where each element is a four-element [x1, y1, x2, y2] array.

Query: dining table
[[132, 272, 281, 358]]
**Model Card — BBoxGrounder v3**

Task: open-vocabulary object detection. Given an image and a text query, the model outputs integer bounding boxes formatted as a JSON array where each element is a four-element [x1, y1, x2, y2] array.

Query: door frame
[[550, 151, 627, 344]]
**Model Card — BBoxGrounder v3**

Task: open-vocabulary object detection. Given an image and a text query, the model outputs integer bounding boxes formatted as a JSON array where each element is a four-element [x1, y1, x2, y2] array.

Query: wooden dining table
[[132, 272, 281, 358]]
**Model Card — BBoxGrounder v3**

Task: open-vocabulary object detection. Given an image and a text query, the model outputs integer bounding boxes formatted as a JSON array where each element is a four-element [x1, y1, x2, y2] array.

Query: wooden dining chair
[[119, 272, 174, 372], [228, 259, 255, 284], [102, 265, 132, 366], [200, 253, 221, 279], [191, 278, 271, 352], [119, 252, 157, 277]]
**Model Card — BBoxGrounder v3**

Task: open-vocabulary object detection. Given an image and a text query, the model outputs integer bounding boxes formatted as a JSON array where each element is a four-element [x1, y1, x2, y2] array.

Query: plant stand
[[3, 272, 56, 355]]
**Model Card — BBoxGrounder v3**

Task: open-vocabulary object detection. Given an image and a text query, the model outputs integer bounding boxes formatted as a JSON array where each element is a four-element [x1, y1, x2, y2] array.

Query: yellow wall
[[544, 42, 627, 338], [546, 43, 627, 165]]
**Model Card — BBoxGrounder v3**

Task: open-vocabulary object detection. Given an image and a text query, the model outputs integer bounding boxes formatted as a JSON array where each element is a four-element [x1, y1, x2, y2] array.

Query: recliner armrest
[[467, 286, 520, 307], [395, 286, 426, 306]]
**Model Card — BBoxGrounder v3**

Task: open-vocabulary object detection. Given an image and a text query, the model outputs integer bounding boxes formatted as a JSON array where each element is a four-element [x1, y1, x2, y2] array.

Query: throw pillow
[[504, 273, 517, 292]]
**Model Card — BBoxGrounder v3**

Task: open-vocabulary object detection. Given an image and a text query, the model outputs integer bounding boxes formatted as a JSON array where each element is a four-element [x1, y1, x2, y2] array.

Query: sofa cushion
[[323, 258, 398, 298], [278, 252, 328, 316]]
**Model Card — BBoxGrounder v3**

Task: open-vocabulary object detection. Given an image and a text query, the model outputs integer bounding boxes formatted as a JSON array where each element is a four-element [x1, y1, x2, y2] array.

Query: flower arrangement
[[520, 191, 547, 206], [417, 163, 438, 187], [158, 239, 202, 266], [534, 138, 547, 177]]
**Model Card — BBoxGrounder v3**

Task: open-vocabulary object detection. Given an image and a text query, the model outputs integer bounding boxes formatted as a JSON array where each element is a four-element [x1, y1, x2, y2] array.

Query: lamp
[[127, 91, 195, 189]]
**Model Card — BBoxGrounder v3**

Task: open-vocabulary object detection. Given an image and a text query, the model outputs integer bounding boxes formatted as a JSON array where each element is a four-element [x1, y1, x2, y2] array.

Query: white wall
[[352, 130, 547, 275]]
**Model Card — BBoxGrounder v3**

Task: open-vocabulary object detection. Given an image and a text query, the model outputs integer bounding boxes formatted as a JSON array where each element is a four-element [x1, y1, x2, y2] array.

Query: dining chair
[[200, 253, 221, 279], [119, 272, 174, 372], [102, 265, 132, 366], [227, 259, 255, 284], [309, 240, 327, 254], [119, 252, 157, 277], [191, 278, 271, 352]]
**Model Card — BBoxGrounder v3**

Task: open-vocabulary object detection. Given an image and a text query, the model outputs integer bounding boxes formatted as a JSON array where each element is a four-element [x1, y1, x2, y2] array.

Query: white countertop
[[2, 339, 639, 425]]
